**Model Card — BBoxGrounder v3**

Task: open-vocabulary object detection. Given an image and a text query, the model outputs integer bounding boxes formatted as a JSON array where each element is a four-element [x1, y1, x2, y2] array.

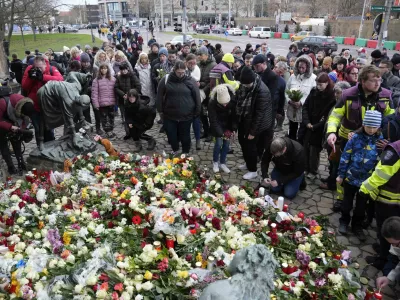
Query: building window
[[107, 2, 120, 12], [121, 2, 128, 12]]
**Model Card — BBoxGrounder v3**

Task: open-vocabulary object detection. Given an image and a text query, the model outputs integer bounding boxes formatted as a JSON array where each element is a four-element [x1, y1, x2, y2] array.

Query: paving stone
[[348, 236, 361, 245], [361, 245, 375, 255], [336, 236, 349, 246], [366, 266, 380, 280], [347, 246, 362, 258], [317, 207, 333, 215]]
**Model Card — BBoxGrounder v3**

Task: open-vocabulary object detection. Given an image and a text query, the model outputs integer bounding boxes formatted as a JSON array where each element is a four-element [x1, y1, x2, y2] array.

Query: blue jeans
[[270, 168, 304, 199], [192, 117, 201, 141], [213, 137, 230, 164]]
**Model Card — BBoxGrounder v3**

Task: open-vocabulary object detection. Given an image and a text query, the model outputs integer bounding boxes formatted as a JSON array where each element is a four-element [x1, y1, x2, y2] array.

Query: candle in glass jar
[[153, 241, 161, 251], [207, 256, 215, 271], [165, 235, 175, 249], [283, 204, 289, 212]]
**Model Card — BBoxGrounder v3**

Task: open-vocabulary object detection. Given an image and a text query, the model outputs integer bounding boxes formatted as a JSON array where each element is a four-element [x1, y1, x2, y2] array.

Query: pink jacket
[[91, 77, 116, 108]]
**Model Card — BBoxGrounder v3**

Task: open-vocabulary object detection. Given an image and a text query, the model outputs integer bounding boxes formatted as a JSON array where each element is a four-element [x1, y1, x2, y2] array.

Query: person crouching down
[[266, 137, 306, 199], [125, 89, 156, 152], [208, 84, 237, 174]]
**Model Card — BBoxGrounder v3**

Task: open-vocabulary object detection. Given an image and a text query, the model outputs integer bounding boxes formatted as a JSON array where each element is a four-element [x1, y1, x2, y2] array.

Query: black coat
[[208, 95, 236, 137], [301, 87, 336, 146], [258, 67, 279, 114], [125, 99, 156, 131], [236, 76, 273, 136], [10, 59, 23, 84], [272, 137, 306, 184], [156, 72, 201, 121], [115, 72, 142, 102]]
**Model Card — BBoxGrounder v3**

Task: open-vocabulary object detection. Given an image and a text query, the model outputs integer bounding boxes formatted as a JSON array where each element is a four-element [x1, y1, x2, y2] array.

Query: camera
[[28, 67, 43, 81], [8, 129, 34, 143]]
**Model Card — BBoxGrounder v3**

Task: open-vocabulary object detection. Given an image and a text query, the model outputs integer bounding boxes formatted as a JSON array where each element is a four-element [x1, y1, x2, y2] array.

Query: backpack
[[385, 115, 400, 142]]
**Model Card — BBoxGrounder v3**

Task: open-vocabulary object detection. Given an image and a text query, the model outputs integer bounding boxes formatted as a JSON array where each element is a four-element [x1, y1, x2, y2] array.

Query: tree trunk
[[7, 0, 16, 43], [20, 26, 25, 47], [31, 21, 37, 41]]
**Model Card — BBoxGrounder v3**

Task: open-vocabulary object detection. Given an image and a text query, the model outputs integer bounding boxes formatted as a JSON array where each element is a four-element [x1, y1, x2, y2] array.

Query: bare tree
[[211, 0, 218, 22], [244, 0, 254, 17], [0, 0, 16, 77], [337, 0, 362, 16], [192, 0, 199, 21], [306, 0, 321, 17], [231, 0, 242, 18]]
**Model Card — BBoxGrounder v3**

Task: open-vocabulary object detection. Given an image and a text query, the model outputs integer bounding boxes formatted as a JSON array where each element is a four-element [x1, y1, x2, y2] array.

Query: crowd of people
[[3, 31, 400, 290]]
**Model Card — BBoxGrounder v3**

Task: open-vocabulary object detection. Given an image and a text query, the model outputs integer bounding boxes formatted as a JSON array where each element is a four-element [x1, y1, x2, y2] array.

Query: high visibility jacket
[[360, 140, 400, 204], [209, 62, 239, 93], [327, 84, 393, 140]]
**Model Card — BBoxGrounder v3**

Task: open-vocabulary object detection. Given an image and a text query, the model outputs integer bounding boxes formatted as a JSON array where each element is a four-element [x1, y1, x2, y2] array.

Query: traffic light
[[173, 16, 182, 32]]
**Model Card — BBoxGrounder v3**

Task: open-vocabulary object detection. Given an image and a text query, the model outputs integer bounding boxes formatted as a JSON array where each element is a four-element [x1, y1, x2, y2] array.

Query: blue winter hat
[[363, 110, 382, 128], [328, 71, 337, 83], [158, 47, 168, 58]]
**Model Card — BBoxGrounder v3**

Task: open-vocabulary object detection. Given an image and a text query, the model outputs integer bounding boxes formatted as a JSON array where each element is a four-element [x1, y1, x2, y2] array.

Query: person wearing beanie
[[236, 66, 273, 180], [356, 57, 367, 69], [61, 46, 71, 69], [190, 42, 198, 54], [391, 53, 400, 78], [150, 46, 173, 94], [179, 43, 190, 61], [318, 57, 332, 74], [0, 94, 34, 175], [333, 57, 347, 81], [208, 84, 236, 173], [371, 49, 383, 67], [336, 110, 383, 239], [328, 71, 337, 83], [148, 42, 160, 64], [242, 43, 253, 60]]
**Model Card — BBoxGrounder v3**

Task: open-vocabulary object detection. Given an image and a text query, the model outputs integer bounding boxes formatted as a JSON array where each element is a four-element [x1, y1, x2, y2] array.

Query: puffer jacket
[[156, 72, 201, 121], [115, 72, 141, 102], [125, 98, 156, 131], [91, 77, 116, 108], [236, 75, 273, 136], [135, 63, 155, 105], [208, 84, 237, 137], [198, 57, 216, 99], [286, 55, 317, 122], [338, 130, 382, 187]]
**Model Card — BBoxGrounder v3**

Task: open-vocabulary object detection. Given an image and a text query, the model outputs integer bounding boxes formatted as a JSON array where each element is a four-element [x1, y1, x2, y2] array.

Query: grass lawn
[[8, 33, 104, 58], [163, 31, 231, 42]]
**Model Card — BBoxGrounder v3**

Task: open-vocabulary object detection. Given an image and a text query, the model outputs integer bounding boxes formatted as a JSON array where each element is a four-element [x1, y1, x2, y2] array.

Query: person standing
[[91, 63, 117, 139], [237, 66, 273, 180], [273, 62, 288, 133], [156, 61, 201, 155], [135, 53, 155, 106], [379, 60, 400, 109], [344, 65, 359, 87], [301, 72, 336, 180], [10, 54, 23, 84], [209, 84, 236, 174], [285, 55, 316, 140]]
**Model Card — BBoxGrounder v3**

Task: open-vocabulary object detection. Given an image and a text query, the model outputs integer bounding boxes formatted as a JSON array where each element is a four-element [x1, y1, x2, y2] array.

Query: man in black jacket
[[252, 54, 278, 176], [237, 66, 273, 181], [125, 89, 156, 152], [10, 54, 23, 84], [266, 137, 306, 199]]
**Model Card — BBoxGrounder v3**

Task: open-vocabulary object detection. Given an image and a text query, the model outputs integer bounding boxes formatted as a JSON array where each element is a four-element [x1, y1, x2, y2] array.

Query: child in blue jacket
[[337, 110, 383, 240]]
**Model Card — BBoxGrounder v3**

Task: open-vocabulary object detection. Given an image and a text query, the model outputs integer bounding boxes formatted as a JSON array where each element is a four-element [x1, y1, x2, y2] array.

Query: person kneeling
[[266, 137, 306, 199], [125, 89, 156, 152]]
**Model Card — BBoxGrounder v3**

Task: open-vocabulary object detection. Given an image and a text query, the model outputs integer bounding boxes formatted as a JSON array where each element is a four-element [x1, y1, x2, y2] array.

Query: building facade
[[98, 0, 131, 23]]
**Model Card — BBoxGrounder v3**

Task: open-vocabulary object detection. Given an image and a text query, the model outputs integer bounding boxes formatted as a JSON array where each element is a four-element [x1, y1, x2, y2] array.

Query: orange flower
[[38, 221, 45, 229], [61, 249, 71, 259], [94, 165, 101, 173], [130, 176, 138, 185], [100, 282, 109, 291]]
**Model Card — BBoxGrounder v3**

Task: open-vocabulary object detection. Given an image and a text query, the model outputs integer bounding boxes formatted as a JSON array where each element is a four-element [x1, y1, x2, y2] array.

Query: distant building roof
[[300, 18, 325, 26]]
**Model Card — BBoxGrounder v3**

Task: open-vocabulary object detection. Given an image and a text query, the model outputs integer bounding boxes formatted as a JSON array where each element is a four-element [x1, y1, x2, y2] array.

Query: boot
[[3, 154, 16, 175], [196, 140, 201, 150], [133, 140, 142, 152], [147, 139, 156, 151]]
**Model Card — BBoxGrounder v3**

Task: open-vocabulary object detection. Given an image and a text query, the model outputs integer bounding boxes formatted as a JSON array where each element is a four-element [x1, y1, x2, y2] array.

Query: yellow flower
[[144, 271, 153, 280], [63, 232, 71, 245], [70, 216, 76, 223], [173, 158, 179, 164], [196, 253, 203, 262], [177, 270, 189, 279], [201, 261, 208, 269], [314, 225, 322, 233], [327, 251, 333, 257], [42, 268, 48, 275], [165, 159, 171, 164], [167, 216, 175, 224]]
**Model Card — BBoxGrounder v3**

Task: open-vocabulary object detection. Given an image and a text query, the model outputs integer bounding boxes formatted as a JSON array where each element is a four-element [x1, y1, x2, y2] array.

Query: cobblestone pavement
[[3, 112, 399, 299]]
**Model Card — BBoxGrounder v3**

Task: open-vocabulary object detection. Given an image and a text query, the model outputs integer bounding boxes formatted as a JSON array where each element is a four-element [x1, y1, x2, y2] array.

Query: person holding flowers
[[208, 84, 237, 174], [336, 110, 383, 240], [285, 55, 317, 140]]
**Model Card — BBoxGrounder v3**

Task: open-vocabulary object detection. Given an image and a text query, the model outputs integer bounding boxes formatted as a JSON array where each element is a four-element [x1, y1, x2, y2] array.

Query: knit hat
[[392, 54, 400, 65], [222, 53, 235, 64], [255, 44, 261, 50], [158, 47, 168, 57], [197, 46, 209, 56], [240, 66, 256, 84], [119, 62, 129, 70], [363, 110, 382, 128], [80, 52, 91, 63], [214, 85, 231, 105], [76, 44, 81, 50], [63, 46, 70, 52], [85, 45, 91, 50], [323, 57, 332, 66], [337, 58, 347, 66], [151, 42, 160, 49], [328, 72, 337, 83], [371, 49, 382, 59], [356, 57, 367, 65], [252, 54, 266, 65], [358, 47, 366, 53]]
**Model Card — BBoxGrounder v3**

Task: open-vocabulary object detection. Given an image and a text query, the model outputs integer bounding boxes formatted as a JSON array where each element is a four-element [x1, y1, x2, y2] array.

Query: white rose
[[134, 275, 143, 282], [34, 232, 41, 239], [135, 283, 142, 291], [42, 203, 49, 209], [74, 284, 83, 294], [86, 275, 98, 286], [15, 242, 26, 252], [142, 281, 153, 291], [66, 254, 75, 263], [25, 232, 33, 238], [176, 234, 185, 244], [48, 259, 58, 269], [135, 294, 144, 300], [126, 286, 134, 295], [96, 289, 107, 299], [25, 246, 35, 255], [54, 198, 61, 204], [95, 224, 105, 235], [34, 282, 44, 292], [61, 196, 68, 205], [36, 189, 47, 202], [14, 253, 23, 261], [115, 227, 123, 234], [121, 292, 131, 300], [26, 270, 39, 280], [308, 261, 317, 271], [57, 260, 66, 268], [293, 286, 301, 296]]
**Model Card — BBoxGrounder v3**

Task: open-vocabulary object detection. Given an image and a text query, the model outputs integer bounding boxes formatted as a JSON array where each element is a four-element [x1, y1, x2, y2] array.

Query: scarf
[[236, 76, 260, 122]]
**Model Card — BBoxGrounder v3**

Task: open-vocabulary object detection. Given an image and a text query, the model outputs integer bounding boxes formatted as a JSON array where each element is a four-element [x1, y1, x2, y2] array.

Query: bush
[[295, 23, 301, 33], [324, 23, 332, 36], [284, 24, 289, 33]]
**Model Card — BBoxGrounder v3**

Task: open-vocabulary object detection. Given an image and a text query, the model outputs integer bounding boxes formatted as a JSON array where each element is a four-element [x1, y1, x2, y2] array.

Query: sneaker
[[243, 171, 258, 180], [332, 201, 342, 212], [338, 223, 348, 235], [213, 162, 219, 173], [205, 136, 213, 143], [274, 126, 283, 132], [238, 164, 248, 170], [96, 128, 105, 135], [220, 164, 230, 173], [365, 256, 386, 270], [353, 227, 367, 242]]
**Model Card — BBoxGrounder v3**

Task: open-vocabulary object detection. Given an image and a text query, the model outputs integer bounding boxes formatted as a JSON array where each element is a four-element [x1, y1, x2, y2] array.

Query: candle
[[283, 204, 289, 212], [153, 241, 161, 251], [259, 187, 265, 197], [195, 261, 202, 268], [270, 223, 277, 233], [281, 262, 289, 274], [277, 197, 284, 210], [207, 256, 215, 271], [165, 236, 175, 249], [32, 168, 38, 176], [373, 292, 383, 300]]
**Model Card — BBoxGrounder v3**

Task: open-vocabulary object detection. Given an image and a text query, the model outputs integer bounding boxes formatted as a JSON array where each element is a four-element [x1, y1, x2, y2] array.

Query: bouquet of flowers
[[286, 88, 304, 118], [0, 152, 366, 299], [156, 68, 167, 81]]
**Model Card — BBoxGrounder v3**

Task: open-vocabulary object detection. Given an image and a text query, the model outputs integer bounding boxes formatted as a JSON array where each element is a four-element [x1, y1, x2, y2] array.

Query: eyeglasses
[[367, 78, 383, 84]]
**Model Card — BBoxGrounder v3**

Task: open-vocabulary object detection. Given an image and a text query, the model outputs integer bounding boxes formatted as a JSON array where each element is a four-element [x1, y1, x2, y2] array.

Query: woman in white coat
[[135, 53, 156, 106]]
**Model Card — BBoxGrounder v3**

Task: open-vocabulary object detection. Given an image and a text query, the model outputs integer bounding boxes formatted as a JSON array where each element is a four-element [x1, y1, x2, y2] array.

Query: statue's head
[[76, 95, 90, 108], [228, 244, 278, 300]]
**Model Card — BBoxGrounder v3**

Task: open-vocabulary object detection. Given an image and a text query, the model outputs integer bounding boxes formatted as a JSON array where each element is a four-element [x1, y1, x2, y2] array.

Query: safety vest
[[209, 63, 239, 93]]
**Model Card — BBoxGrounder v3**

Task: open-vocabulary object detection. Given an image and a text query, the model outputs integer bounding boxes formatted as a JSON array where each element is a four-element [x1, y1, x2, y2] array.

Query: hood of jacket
[[293, 55, 313, 79]]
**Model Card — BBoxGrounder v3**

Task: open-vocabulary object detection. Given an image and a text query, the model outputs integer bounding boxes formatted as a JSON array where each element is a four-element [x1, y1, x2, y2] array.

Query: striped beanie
[[363, 110, 382, 128]]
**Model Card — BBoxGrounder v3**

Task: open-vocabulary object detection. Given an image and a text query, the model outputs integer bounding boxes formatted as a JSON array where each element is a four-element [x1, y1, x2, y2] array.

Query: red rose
[[142, 227, 149, 238], [111, 210, 119, 217], [99, 273, 109, 281], [18, 202, 25, 209], [108, 221, 114, 228], [132, 215, 142, 225], [212, 217, 221, 230]]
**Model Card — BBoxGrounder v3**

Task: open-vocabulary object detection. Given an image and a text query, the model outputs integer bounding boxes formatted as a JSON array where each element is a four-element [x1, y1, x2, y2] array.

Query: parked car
[[196, 25, 210, 34], [296, 36, 338, 54], [226, 28, 242, 36], [291, 31, 316, 42], [212, 26, 225, 34], [64, 26, 79, 33], [170, 35, 195, 45], [248, 27, 272, 39], [86, 24, 99, 29]]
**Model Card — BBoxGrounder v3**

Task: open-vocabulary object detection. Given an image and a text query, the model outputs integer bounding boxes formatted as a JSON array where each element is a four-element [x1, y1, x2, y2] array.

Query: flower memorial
[[0, 153, 366, 299]]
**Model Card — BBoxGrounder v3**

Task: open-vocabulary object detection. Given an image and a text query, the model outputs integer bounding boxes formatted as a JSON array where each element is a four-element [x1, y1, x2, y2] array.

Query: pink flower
[[341, 250, 351, 260], [114, 283, 123, 292], [348, 294, 355, 300]]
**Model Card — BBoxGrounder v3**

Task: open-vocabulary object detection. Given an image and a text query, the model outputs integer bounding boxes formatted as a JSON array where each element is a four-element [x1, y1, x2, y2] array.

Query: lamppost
[[85, 0, 96, 43]]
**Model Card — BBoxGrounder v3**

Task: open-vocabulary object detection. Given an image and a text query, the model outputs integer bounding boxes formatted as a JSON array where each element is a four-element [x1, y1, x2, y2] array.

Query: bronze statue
[[199, 244, 278, 300]]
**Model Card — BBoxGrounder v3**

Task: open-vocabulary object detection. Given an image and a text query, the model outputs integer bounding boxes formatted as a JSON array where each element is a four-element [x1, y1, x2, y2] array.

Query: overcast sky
[[59, 0, 98, 10]]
